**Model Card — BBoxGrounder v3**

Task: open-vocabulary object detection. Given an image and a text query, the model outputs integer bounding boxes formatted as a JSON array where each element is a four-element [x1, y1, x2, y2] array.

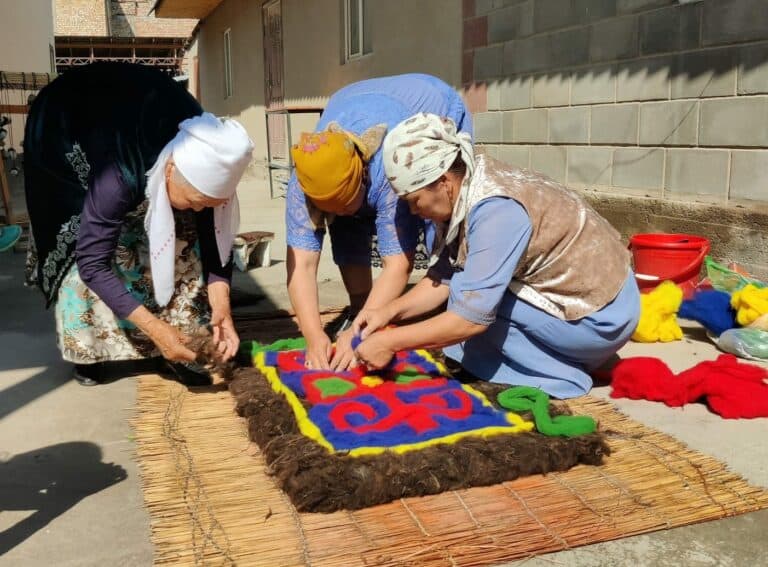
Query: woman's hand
[[305, 330, 333, 369], [351, 305, 395, 340], [329, 328, 358, 371], [210, 308, 239, 362], [354, 332, 396, 370], [149, 320, 197, 362]]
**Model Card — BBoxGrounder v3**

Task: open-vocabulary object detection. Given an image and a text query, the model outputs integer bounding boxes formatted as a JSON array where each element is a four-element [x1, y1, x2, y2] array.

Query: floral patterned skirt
[[55, 204, 210, 364]]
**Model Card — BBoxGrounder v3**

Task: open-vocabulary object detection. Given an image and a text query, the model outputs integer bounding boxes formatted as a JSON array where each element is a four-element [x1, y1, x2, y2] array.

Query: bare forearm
[[379, 311, 486, 352], [287, 248, 324, 338], [389, 276, 450, 322]]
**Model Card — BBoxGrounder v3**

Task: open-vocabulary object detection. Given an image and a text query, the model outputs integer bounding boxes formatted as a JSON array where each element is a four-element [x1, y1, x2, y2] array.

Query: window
[[223, 28, 233, 98], [344, 0, 371, 61]]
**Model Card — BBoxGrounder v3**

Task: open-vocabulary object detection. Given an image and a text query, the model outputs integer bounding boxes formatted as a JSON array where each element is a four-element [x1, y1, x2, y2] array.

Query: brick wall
[[55, 0, 109, 35], [464, 0, 768, 205], [55, 0, 197, 38]]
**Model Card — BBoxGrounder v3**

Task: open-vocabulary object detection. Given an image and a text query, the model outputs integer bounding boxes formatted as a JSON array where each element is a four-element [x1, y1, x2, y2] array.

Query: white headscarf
[[144, 113, 254, 306], [382, 113, 475, 265]]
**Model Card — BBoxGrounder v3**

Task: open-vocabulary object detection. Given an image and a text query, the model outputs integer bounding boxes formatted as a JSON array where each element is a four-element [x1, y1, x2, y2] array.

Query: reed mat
[[133, 314, 768, 566]]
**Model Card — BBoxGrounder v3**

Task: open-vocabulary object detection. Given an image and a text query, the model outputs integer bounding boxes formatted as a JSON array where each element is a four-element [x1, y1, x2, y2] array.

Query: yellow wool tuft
[[731, 284, 768, 327], [632, 281, 684, 343]]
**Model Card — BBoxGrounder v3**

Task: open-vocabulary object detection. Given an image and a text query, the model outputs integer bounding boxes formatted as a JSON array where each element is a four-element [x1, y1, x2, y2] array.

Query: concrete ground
[[1, 189, 767, 566]]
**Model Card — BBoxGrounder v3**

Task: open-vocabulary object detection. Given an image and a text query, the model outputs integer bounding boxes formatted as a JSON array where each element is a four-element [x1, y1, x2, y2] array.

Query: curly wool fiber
[[632, 281, 684, 343], [731, 284, 768, 327]]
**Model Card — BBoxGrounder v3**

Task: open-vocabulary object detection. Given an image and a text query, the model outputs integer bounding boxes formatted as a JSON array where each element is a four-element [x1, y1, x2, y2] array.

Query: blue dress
[[431, 197, 641, 399], [286, 74, 472, 265]]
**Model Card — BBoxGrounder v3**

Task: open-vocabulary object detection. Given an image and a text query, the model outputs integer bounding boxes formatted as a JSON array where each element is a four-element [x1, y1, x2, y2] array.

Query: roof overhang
[[152, 0, 223, 20]]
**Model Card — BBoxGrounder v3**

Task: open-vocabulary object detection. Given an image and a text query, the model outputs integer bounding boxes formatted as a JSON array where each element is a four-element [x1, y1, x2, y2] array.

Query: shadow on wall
[[0, 442, 127, 555]]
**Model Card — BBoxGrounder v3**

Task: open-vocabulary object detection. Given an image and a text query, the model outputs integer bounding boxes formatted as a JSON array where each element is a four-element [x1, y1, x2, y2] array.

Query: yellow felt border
[[253, 349, 533, 456]]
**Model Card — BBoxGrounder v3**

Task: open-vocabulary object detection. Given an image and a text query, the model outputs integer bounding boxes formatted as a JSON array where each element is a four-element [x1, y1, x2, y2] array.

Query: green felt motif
[[394, 374, 432, 384], [497, 386, 597, 438], [314, 377, 356, 398], [244, 337, 308, 357]]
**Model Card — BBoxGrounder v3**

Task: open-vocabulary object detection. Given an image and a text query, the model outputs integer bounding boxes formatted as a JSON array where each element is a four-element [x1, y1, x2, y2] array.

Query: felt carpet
[[132, 311, 768, 565]]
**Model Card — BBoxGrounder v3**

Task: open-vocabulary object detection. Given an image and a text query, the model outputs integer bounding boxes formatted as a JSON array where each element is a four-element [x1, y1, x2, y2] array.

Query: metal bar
[[0, 156, 14, 224], [0, 105, 29, 114]]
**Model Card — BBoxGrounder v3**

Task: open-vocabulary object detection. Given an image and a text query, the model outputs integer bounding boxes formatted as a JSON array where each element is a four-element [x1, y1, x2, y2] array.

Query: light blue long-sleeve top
[[430, 197, 641, 399], [286, 73, 472, 265]]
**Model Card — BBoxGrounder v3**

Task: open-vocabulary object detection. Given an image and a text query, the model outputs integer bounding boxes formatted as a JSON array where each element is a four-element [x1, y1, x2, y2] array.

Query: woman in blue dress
[[352, 113, 640, 399]]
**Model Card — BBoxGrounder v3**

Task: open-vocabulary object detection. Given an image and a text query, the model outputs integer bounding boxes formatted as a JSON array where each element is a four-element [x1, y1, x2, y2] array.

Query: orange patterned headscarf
[[291, 130, 364, 214]]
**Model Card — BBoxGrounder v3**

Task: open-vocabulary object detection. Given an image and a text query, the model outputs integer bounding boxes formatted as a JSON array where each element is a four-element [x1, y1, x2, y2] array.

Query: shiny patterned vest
[[452, 155, 630, 321]]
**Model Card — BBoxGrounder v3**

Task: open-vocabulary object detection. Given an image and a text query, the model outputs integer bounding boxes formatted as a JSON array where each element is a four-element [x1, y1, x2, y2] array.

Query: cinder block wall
[[463, 0, 768, 276]]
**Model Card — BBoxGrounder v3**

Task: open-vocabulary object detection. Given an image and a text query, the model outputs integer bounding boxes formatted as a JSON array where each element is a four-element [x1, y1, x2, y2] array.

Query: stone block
[[550, 27, 591, 69], [464, 16, 489, 50], [730, 150, 768, 201], [702, 0, 768, 47], [487, 81, 502, 110], [640, 3, 700, 55], [617, 57, 671, 101], [591, 104, 639, 145], [549, 107, 590, 144], [671, 49, 737, 99], [504, 37, 550, 75], [474, 45, 503, 81], [613, 148, 665, 188], [533, 0, 577, 33], [477, 144, 502, 160], [473, 112, 504, 143], [700, 97, 768, 147], [498, 145, 531, 169], [590, 17, 639, 63], [512, 109, 549, 143], [738, 44, 768, 95], [489, 1, 534, 42], [639, 100, 698, 146], [533, 73, 571, 107], [568, 147, 613, 185], [499, 76, 532, 109], [531, 145, 567, 181], [573, 0, 617, 25], [665, 149, 729, 196], [502, 111, 515, 141], [617, 0, 674, 14], [571, 65, 616, 105], [476, 0, 528, 16]]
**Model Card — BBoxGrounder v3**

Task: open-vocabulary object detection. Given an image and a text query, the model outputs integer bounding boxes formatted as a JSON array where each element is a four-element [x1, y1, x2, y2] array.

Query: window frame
[[223, 27, 233, 99], [343, 0, 366, 62]]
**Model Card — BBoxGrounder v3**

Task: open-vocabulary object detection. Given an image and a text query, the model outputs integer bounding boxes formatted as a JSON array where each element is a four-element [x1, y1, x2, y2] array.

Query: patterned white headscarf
[[382, 113, 475, 264], [145, 113, 254, 306]]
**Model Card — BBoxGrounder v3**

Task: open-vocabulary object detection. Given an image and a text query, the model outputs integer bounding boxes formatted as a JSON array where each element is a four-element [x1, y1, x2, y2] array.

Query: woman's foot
[[73, 363, 102, 386], [0, 225, 22, 252]]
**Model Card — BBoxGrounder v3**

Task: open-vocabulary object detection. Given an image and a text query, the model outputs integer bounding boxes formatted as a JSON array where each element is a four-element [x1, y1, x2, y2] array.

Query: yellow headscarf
[[291, 130, 367, 214]]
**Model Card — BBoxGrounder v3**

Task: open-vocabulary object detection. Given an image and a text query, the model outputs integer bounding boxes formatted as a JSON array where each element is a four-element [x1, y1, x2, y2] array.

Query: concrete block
[[502, 111, 515, 141], [613, 148, 665, 188], [474, 45, 503, 81], [617, 0, 674, 14], [700, 97, 768, 147], [533, 0, 577, 33], [478, 144, 502, 160], [617, 57, 670, 101], [550, 27, 591, 69], [573, 0, 617, 25], [473, 112, 504, 143], [497, 145, 531, 169], [487, 81, 502, 110], [499, 76, 532, 109], [639, 100, 698, 146], [533, 73, 571, 107], [476, 0, 528, 16], [591, 103, 639, 145], [571, 65, 616, 105], [738, 44, 768, 95], [512, 109, 549, 143], [531, 145, 567, 182], [590, 17, 639, 63], [730, 150, 768, 201], [489, 1, 533, 42], [665, 149, 729, 196], [671, 49, 737, 99], [568, 147, 613, 185], [549, 107, 590, 144], [640, 3, 700, 55], [504, 35, 549, 75], [702, 0, 768, 47]]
